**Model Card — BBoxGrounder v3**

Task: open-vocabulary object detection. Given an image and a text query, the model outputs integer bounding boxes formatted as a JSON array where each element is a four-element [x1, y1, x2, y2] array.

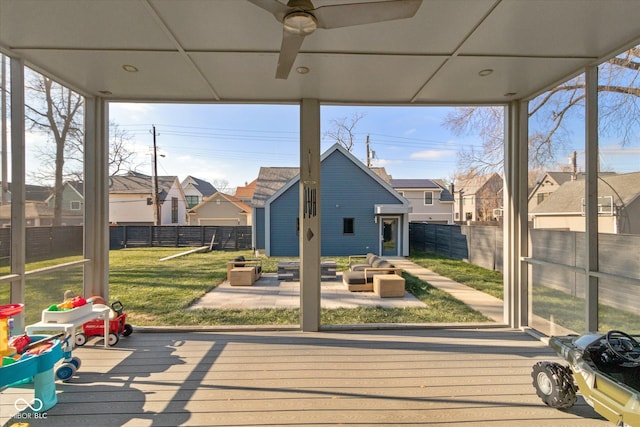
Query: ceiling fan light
[[284, 12, 317, 35]]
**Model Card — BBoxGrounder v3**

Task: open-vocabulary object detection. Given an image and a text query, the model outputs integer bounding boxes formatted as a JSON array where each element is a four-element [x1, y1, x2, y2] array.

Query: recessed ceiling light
[[122, 64, 139, 73], [296, 66, 310, 75], [478, 69, 493, 77]]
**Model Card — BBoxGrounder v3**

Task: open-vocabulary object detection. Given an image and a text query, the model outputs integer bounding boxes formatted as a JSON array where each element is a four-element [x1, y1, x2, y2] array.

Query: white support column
[[83, 97, 110, 299], [503, 100, 529, 328], [585, 66, 599, 332], [299, 99, 321, 332], [9, 57, 26, 332]]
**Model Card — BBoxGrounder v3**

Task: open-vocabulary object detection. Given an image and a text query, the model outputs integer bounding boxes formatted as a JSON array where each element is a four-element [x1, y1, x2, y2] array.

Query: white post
[[299, 99, 321, 332], [585, 66, 599, 332], [10, 57, 26, 332], [84, 97, 110, 299]]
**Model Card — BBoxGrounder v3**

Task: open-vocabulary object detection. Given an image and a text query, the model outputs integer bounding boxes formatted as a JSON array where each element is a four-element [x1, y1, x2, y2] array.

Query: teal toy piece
[[0, 335, 63, 412]]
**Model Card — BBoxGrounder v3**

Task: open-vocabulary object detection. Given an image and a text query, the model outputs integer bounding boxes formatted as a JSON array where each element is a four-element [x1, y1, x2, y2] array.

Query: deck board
[[1, 328, 610, 426]]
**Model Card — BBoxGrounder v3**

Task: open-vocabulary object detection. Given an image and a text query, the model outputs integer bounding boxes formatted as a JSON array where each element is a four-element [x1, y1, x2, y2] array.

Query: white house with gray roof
[[391, 179, 454, 224], [109, 171, 188, 225], [530, 171, 640, 234]]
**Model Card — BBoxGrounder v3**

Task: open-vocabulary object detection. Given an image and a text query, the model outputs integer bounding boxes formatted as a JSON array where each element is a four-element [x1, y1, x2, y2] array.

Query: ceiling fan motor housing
[[283, 11, 317, 35]]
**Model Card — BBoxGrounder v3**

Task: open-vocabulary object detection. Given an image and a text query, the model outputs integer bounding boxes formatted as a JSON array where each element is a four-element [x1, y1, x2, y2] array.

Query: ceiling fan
[[247, 0, 423, 79]]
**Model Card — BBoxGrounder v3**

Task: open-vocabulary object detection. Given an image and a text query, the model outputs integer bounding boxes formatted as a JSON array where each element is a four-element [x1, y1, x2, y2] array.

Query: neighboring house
[[234, 179, 257, 205], [109, 171, 188, 225], [0, 182, 83, 226], [252, 143, 411, 257], [181, 176, 217, 209], [0, 202, 51, 227], [187, 192, 251, 226], [391, 179, 454, 224], [0, 182, 52, 204], [528, 171, 584, 212], [529, 171, 640, 234], [46, 181, 84, 213], [453, 173, 503, 222], [528, 171, 616, 212]]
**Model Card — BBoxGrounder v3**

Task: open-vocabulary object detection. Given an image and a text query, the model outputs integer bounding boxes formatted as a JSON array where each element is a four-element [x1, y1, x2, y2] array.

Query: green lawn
[[8, 248, 638, 331], [106, 248, 489, 326], [3, 248, 490, 326], [409, 250, 504, 299]]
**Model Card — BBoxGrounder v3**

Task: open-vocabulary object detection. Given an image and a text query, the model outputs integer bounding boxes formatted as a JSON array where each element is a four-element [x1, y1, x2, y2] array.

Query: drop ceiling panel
[[461, 0, 640, 57], [191, 51, 447, 103], [14, 50, 215, 100], [414, 56, 590, 103], [0, 0, 174, 50]]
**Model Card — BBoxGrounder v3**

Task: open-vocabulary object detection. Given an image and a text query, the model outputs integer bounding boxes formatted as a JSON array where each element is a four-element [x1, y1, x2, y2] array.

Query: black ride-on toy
[[532, 330, 640, 426]]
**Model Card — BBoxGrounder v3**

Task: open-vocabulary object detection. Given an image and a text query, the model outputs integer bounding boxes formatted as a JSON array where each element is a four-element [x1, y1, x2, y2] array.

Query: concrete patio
[[190, 273, 426, 310]]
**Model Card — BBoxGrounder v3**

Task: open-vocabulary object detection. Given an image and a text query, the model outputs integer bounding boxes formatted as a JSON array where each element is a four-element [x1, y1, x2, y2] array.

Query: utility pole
[[366, 134, 375, 167], [151, 125, 161, 226]]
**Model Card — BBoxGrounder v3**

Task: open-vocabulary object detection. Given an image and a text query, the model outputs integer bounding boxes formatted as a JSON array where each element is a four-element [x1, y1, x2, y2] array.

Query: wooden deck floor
[[1, 328, 610, 427]]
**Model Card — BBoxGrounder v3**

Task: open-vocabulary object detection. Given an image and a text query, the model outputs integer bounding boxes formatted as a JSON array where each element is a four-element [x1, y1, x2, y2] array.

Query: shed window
[[343, 218, 354, 234], [70, 201, 81, 210], [424, 191, 433, 205]]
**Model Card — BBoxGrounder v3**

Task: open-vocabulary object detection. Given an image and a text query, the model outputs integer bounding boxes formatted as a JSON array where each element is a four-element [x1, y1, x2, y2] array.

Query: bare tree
[[26, 74, 139, 224], [212, 178, 230, 194], [323, 112, 365, 152], [444, 46, 640, 177], [108, 121, 139, 176], [25, 74, 83, 225]]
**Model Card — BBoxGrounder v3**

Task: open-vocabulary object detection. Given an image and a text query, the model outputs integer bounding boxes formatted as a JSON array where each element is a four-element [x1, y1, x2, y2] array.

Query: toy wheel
[[107, 333, 119, 346], [69, 356, 82, 370], [75, 333, 87, 346], [122, 323, 133, 337], [55, 363, 76, 382], [531, 361, 576, 409]]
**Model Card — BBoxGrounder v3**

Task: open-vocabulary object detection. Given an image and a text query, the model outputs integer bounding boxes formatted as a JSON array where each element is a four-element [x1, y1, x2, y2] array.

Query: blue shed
[[252, 144, 411, 257]]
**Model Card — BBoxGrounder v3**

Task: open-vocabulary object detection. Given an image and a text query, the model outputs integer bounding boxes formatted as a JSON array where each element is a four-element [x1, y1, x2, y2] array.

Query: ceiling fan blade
[[314, 0, 422, 29], [246, 0, 289, 22], [276, 30, 305, 79]]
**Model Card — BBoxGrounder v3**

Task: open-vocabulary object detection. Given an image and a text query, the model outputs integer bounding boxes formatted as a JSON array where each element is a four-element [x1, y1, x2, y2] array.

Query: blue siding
[[268, 149, 403, 256], [269, 186, 299, 256], [254, 208, 265, 249]]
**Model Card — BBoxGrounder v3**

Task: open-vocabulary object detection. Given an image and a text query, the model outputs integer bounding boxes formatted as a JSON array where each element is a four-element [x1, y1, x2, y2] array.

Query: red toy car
[[75, 301, 132, 346]]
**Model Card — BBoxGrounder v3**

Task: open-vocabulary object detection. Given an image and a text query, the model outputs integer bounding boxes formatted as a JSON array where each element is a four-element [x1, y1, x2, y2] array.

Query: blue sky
[[109, 103, 474, 190], [108, 102, 639, 192]]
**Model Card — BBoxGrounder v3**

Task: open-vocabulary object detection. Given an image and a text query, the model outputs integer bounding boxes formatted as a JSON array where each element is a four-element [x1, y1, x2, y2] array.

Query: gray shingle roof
[[109, 171, 177, 198], [531, 171, 640, 214], [251, 167, 299, 208], [183, 176, 217, 197], [391, 179, 439, 189], [391, 178, 454, 202]]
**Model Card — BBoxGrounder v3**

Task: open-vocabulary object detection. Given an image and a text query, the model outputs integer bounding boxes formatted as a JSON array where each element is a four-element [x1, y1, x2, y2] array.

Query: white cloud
[[410, 149, 456, 160]]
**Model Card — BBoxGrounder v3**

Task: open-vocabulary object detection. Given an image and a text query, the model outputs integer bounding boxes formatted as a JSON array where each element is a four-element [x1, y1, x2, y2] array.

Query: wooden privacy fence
[[0, 226, 84, 263], [109, 225, 252, 251]]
